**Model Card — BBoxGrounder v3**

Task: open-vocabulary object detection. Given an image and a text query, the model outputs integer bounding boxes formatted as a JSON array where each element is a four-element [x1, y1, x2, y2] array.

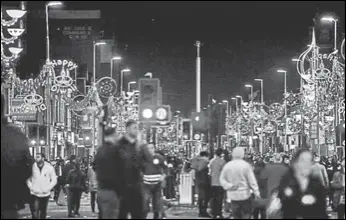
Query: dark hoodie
[[94, 135, 149, 196], [1, 94, 33, 211]]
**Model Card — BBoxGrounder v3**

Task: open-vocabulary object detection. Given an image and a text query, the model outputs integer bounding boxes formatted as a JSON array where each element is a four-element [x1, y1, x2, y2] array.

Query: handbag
[[266, 192, 282, 219], [57, 188, 66, 206]]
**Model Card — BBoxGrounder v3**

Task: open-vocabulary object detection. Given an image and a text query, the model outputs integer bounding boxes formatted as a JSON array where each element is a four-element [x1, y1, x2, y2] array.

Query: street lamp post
[[255, 79, 264, 154], [245, 85, 254, 151], [278, 69, 288, 151], [120, 68, 131, 94], [128, 81, 136, 92], [321, 16, 338, 51], [236, 95, 243, 146], [110, 56, 122, 79], [231, 97, 238, 114], [93, 42, 106, 84], [45, 1, 62, 63]]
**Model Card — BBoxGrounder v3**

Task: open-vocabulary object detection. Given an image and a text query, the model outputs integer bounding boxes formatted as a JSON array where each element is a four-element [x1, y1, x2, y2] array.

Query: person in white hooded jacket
[[27, 153, 57, 219]]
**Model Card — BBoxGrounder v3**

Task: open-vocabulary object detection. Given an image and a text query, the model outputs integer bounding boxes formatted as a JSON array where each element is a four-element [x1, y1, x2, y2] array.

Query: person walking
[[95, 120, 149, 219], [208, 148, 226, 219], [66, 163, 87, 217], [1, 94, 33, 219], [191, 151, 211, 218], [219, 147, 261, 219], [27, 153, 57, 219], [331, 158, 345, 219], [311, 155, 329, 190], [142, 144, 167, 219], [268, 149, 328, 219], [87, 162, 98, 214], [53, 159, 65, 204]]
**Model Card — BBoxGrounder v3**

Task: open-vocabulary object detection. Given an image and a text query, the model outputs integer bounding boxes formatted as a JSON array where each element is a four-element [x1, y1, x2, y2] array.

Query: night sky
[[4, 1, 345, 115]]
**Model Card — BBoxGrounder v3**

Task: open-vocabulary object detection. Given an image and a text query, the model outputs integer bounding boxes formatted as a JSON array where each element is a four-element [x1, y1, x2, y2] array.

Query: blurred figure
[[253, 160, 266, 219], [54, 159, 65, 204], [94, 128, 122, 219], [261, 153, 289, 198], [27, 153, 57, 219], [191, 151, 211, 218], [87, 162, 98, 214], [220, 147, 260, 219], [325, 156, 336, 206], [142, 144, 167, 219], [331, 158, 345, 219], [209, 148, 226, 219], [311, 155, 329, 190], [1, 94, 33, 219], [66, 163, 87, 217], [273, 149, 328, 219]]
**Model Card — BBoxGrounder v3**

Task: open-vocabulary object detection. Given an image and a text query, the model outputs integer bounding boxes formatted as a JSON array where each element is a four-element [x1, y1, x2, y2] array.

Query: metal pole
[[284, 71, 288, 152], [45, 4, 50, 63], [334, 20, 337, 51], [120, 70, 124, 94], [110, 60, 113, 79], [195, 41, 201, 113], [93, 42, 96, 84], [250, 87, 254, 151], [260, 80, 264, 154]]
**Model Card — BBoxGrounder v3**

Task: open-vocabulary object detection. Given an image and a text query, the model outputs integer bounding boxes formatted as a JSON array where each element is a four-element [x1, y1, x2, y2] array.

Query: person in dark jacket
[[273, 149, 328, 219], [1, 94, 33, 219], [253, 160, 266, 219], [66, 163, 87, 217], [94, 120, 149, 219], [62, 155, 76, 215], [191, 151, 211, 218]]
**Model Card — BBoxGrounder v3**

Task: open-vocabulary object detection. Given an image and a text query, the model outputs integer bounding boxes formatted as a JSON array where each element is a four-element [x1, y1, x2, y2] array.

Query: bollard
[[178, 173, 193, 204]]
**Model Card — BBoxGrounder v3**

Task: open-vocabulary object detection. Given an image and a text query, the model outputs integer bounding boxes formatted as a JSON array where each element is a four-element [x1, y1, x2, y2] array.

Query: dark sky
[[4, 1, 345, 115]]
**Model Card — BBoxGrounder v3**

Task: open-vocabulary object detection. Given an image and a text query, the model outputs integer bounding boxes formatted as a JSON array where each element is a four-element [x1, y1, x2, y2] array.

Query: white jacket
[[27, 162, 57, 197]]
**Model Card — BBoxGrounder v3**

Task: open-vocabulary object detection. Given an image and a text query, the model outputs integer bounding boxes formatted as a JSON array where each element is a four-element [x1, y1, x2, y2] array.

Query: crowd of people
[[1, 91, 345, 219], [183, 147, 345, 219]]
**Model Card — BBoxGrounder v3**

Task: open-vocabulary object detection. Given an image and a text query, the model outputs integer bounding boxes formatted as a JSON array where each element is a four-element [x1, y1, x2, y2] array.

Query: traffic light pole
[[208, 94, 214, 158], [195, 41, 201, 113]]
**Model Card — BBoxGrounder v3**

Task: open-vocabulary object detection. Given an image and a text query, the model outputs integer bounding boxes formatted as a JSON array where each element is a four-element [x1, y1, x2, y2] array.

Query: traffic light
[[191, 112, 207, 141], [182, 119, 191, 141], [139, 104, 171, 123], [139, 78, 160, 105], [80, 129, 93, 147]]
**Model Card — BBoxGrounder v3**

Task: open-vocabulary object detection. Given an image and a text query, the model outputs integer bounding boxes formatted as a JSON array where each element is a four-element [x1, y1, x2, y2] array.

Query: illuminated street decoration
[[96, 77, 117, 98], [23, 93, 46, 112]]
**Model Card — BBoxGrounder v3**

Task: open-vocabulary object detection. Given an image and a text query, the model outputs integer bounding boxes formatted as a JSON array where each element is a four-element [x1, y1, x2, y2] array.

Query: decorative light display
[[96, 77, 117, 98], [1, 8, 26, 66], [23, 92, 46, 112], [50, 60, 78, 94]]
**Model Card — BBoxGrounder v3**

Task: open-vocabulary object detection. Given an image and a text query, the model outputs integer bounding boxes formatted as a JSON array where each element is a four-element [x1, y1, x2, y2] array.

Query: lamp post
[[45, 1, 62, 64], [110, 56, 122, 79], [120, 68, 131, 94], [277, 69, 288, 151], [236, 95, 243, 146], [222, 100, 229, 117], [93, 41, 106, 84], [195, 41, 202, 113], [255, 79, 264, 154], [128, 81, 136, 92], [231, 97, 238, 114], [321, 16, 338, 51], [245, 85, 254, 151]]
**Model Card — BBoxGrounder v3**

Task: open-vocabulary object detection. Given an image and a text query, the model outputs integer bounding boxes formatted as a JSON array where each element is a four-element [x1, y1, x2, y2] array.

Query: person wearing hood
[[219, 147, 260, 219], [191, 151, 211, 217]]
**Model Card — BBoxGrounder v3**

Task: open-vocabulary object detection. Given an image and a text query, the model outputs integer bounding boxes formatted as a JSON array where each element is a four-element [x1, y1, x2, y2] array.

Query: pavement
[[18, 195, 338, 219]]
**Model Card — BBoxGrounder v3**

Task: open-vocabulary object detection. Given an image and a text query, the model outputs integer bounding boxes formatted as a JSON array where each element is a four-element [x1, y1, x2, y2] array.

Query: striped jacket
[[142, 154, 167, 185]]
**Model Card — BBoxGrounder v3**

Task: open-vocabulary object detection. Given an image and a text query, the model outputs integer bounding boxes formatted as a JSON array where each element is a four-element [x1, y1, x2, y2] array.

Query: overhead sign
[[11, 98, 37, 121], [62, 25, 93, 41]]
